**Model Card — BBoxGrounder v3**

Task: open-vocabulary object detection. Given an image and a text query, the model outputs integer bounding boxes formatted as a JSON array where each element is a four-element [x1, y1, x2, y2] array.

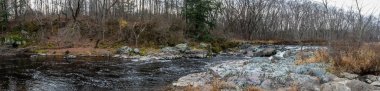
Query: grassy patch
[[139, 47, 160, 56], [246, 86, 264, 91], [33, 49, 48, 54], [330, 43, 380, 75], [179, 78, 262, 91], [210, 38, 240, 53], [295, 49, 330, 65], [252, 39, 327, 45]]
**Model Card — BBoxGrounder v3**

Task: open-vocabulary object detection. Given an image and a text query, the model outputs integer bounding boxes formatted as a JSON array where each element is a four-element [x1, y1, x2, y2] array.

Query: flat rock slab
[[322, 80, 380, 91]]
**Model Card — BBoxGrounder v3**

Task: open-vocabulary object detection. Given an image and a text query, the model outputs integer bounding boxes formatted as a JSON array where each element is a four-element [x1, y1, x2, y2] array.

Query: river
[[0, 56, 226, 91]]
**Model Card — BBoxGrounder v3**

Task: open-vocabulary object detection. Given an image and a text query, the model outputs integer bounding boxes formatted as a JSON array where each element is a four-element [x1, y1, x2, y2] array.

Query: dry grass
[[251, 39, 326, 45], [172, 78, 264, 91], [184, 85, 201, 91], [295, 49, 330, 65], [211, 78, 221, 91], [287, 84, 299, 91], [210, 78, 239, 91], [246, 86, 263, 91], [330, 43, 380, 75]]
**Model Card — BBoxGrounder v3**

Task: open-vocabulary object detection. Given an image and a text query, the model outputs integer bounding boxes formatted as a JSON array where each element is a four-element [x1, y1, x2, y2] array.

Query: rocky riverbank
[[0, 46, 34, 57], [4, 42, 380, 91], [171, 45, 380, 91], [111, 43, 210, 61], [24, 43, 210, 61]]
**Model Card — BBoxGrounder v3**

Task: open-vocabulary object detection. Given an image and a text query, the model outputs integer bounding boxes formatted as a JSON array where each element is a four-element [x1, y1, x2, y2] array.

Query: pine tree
[[0, 0, 8, 31], [183, 0, 220, 41]]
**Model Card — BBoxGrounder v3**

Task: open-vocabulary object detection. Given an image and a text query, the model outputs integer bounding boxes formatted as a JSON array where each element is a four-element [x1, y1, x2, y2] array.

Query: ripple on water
[[0, 57, 211, 91]]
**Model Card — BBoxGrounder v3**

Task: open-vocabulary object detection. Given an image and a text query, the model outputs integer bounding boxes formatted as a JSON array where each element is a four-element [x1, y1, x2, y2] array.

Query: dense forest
[[0, 0, 379, 48]]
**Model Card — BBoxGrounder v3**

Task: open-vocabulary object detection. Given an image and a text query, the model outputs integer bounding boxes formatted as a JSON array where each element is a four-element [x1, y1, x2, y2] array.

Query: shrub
[[331, 43, 380, 75], [2, 33, 28, 47], [33, 49, 48, 54], [24, 21, 41, 32], [210, 38, 240, 53], [135, 20, 185, 47], [295, 49, 330, 65]]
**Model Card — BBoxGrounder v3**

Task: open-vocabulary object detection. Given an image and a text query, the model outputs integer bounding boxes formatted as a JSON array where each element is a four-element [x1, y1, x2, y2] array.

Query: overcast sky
[[311, 0, 380, 16]]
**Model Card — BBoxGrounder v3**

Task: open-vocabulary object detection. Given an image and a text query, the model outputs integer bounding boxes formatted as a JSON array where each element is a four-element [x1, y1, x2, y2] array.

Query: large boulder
[[360, 75, 380, 84], [321, 80, 351, 91], [239, 44, 258, 57], [321, 80, 380, 91], [243, 47, 278, 57], [172, 72, 213, 87], [200, 43, 210, 49], [117, 46, 133, 54], [289, 73, 321, 91], [175, 43, 190, 53], [371, 81, 380, 87], [254, 48, 277, 57], [183, 50, 208, 58], [173, 45, 335, 90], [207, 58, 330, 88], [64, 55, 77, 59], [341, 72, 359, 80], [116, 46, 140, 56]]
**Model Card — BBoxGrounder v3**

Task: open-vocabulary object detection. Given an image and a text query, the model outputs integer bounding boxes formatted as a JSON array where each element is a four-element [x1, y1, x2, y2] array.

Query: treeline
[[0, 0, 379, 47], [220, 0, 380, 41]]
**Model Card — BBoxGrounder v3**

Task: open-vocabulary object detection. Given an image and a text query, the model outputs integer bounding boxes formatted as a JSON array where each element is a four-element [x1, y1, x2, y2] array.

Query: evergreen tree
[[0, 0, 8, 31], [183, 0, 220, 41]]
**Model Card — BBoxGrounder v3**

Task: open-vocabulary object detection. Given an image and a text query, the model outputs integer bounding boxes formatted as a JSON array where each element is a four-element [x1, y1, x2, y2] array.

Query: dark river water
[[0, 56, 220, 91]]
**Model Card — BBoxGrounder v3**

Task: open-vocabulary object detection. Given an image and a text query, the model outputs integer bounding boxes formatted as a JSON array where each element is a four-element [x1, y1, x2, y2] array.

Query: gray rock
[[175, 43, 189, 52], [159, 54, 182, 60], [131, 59, 139, 62], [117, 46, 133, 54], [39, 53, 47, 56], [341, 72, 358, 80], [322, 80, 380, 91], [161, 47, 179, 53], [133, 48, 140, 54], [209, 60, 250, 78], [64, 55, 77, 59], [371, 81, 380, 87], [173, 45, 335, 89], [290, 73, 321, 91], [200, 43, 210, 48], [239, 44, 253, 49], [346, 80, 380, 91], [139, 56, 151, 61], [245, 51, 254, 57], [321, 80, 351, 91], [254, 48, 277, 57], [365, 79, 373, 84], [369, 75, 379, 81], [183, 49, 208, 58], [260, 79, 272, 89], [30, 55, 39, 58], [120, 55, 128, 59], [282, 50, 292, 58], [363, 75, 378, 83], [325, 73, 341, 81], [113, 54, 121, 58], [172, 72, 213, 87], [239, 44, 259, 57], [184, 53, 207, 58]]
